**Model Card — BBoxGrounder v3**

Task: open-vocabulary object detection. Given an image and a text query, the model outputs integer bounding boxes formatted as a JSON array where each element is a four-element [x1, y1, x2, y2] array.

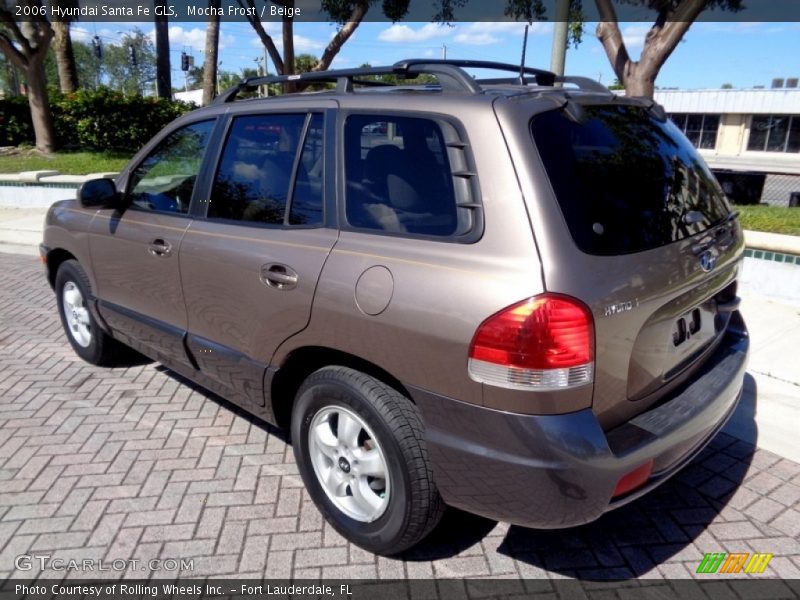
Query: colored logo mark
[[696, 552, 773, 574]]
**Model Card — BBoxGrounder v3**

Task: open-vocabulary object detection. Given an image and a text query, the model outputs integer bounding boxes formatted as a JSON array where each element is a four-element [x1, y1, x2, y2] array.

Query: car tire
[[55, 259, 130, 366], [292, 366, 444, 555]]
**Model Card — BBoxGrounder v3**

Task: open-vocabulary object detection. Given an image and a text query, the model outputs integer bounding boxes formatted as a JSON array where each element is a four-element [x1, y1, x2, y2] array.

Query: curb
[[743, 230, 800, 255]]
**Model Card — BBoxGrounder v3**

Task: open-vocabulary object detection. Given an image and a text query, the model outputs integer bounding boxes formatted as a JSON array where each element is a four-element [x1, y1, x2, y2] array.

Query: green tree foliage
[[103, 29, 156, 96], [241, 0, 413, 88], [40, 32, 157, 97], [356, 62, 438, 86], [44, 41, 103, 91], [217, 68, 253, 91], [433, 0, 743, 97], [0, 0, 57, 151], [1, 87, 192, 150], [0, 51, 20, 95], [593, 0, 742, 97]]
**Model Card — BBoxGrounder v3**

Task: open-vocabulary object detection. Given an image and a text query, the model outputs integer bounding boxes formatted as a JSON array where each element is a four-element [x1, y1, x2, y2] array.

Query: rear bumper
[[412, 312, 749, 529]]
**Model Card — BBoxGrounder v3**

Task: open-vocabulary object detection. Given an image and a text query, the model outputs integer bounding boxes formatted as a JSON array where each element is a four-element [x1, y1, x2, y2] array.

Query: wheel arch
[[270, 346, 413, 429], [46, 248, 78, 288]]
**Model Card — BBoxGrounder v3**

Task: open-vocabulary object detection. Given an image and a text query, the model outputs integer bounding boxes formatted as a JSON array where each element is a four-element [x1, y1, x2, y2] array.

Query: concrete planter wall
[[0, 171, 117, 208]]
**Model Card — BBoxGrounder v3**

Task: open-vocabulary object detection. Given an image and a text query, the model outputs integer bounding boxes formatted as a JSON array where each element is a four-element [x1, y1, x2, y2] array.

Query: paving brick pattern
[[1, 251, 799, 581]]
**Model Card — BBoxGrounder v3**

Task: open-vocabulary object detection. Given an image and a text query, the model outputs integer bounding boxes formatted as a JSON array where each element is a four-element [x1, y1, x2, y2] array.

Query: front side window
[[747, 115, 800, 153], [209, 113, 323, 225], [128, 120, 215, 214], [344, 114, 460, 237]]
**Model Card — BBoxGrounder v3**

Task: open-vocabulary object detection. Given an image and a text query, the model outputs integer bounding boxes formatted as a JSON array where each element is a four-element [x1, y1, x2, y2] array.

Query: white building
[[174, 88, 204, 105], [655, 87, 800, 206]]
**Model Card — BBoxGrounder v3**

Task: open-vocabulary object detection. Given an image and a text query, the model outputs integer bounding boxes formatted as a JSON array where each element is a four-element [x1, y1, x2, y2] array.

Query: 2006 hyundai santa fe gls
[[41, 60, 749, 555]]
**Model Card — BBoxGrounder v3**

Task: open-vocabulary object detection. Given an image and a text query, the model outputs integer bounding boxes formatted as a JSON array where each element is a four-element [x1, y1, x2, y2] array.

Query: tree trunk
[[25, 58, 57, 153], [281, 12, 295, 93], [621, 65, 656, 98], [238, 0, 283, 74], [154, 1, 171, 98], [0, 14, 56, 151], [595, 0, 705, 99], [51, 20, 78, 93], [202, 0, 220, 105], [312, 0, 369, 73]]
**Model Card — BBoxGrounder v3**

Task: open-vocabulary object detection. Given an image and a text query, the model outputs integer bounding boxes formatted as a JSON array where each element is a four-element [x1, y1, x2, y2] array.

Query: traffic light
[[127, 44, 137, 67], [181, 52, 189, 72], [92, 36, 102, 59]]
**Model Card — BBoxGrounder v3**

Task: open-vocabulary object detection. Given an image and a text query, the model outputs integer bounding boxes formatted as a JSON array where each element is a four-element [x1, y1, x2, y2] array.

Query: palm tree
[[154, 0, 171, 98], [202, 0, 220, 105], [51, 18, 78, 93]]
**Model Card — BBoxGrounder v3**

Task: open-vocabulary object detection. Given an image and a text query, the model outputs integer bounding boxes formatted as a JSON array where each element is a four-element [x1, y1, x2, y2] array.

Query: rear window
[[530, 104, 731, 255]]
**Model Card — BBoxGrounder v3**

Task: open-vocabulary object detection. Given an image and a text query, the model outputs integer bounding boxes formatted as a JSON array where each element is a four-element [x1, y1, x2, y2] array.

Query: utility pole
[[442, 44, 447, 60], [255, 57, 264, 97], [264, 47, 269, 96], [550, 0, 570, 77]]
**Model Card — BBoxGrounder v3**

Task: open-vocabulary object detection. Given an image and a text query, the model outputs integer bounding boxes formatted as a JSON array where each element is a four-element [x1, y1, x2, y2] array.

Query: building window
[[669, 113, 720, 150], [747, 115, 800, 153]]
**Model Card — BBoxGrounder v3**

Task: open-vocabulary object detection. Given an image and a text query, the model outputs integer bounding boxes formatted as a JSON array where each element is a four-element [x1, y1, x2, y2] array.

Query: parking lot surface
[[1, 251, 799, 582]]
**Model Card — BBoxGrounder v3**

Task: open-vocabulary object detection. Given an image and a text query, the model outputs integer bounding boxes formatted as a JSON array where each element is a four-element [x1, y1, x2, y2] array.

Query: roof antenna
[[518, 24, 529, 85]]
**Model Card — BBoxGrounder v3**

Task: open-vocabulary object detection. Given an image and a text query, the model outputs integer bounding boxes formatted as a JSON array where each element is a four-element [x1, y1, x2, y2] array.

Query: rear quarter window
[[531, 104, 731, 255], [343, 114, 471, 238]]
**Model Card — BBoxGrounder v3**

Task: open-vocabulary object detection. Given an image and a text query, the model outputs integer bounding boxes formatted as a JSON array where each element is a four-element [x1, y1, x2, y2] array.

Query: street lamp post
[[550, 0, 570, 78]]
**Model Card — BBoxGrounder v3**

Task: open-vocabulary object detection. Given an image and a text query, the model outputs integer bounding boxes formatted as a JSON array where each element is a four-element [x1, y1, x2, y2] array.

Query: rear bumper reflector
[[612, 459, 654, 498]]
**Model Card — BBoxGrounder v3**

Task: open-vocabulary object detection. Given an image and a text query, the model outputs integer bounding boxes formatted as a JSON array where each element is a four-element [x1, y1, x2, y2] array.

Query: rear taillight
[[468, 293, 595, 391]]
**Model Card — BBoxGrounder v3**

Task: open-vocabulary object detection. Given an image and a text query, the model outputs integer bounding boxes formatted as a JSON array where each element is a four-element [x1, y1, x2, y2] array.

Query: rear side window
[[344, 115, 461, 237], [208, 113, 323, 226], [531, 104, 731, 255], [290, 114, 324, 225]]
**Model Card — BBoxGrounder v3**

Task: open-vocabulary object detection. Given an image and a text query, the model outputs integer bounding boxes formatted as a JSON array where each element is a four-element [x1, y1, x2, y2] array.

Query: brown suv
[[41, 60, 749, 555]]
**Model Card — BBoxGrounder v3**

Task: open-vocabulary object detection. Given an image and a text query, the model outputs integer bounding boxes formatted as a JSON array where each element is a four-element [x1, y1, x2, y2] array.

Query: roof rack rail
[[212, 59, 606, 105]]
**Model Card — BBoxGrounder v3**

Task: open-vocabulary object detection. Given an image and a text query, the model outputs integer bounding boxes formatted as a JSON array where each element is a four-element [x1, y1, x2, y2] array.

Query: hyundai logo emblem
[[699, 251, 717, 272]]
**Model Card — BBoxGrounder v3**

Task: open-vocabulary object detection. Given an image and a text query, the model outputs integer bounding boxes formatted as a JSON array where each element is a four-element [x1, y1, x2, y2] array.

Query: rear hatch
[[523, 99, 744, 429]]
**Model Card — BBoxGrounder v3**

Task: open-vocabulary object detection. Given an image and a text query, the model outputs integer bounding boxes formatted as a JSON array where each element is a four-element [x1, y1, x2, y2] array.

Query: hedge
[[0, 96, 33, 147], [0, 88, 194, 152]]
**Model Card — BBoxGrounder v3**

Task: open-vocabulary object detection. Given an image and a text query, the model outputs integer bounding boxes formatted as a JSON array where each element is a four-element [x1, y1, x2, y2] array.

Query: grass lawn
[[736, 205, 800, 236], [0, 150, 130, 175]]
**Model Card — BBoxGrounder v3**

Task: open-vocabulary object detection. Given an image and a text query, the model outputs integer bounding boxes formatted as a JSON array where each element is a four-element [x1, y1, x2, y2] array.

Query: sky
[[68, 20, 800, 90]]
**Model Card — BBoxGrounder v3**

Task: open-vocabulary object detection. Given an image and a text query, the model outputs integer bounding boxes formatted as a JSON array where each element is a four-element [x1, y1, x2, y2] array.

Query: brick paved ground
[[1, 251, 799, 582]]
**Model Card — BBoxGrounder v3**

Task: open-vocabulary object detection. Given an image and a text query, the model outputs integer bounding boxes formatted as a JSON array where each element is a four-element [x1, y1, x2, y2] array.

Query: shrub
[[0, 96, 34, 146], [53, 88, 194, 152], [0, 88, 195, 152]]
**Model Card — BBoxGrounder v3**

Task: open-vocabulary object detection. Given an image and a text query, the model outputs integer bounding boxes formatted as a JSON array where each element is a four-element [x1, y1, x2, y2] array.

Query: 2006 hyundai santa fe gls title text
[[40, 60, 749, 555]]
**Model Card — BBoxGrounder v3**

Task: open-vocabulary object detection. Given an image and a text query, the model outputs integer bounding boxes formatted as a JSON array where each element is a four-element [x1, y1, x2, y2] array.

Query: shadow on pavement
[[159, 362, 758, 580], [407, 376, 758, 579], [157, 365, 291, 444]]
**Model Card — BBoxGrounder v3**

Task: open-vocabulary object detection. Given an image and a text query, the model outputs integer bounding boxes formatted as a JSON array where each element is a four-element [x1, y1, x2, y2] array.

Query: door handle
[[148, 238, 172, 257], [261, 264, 298, 290]]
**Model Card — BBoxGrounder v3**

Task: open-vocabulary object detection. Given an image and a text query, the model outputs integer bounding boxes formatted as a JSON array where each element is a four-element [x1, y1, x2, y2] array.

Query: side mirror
[[77, 178, 119, 208]]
